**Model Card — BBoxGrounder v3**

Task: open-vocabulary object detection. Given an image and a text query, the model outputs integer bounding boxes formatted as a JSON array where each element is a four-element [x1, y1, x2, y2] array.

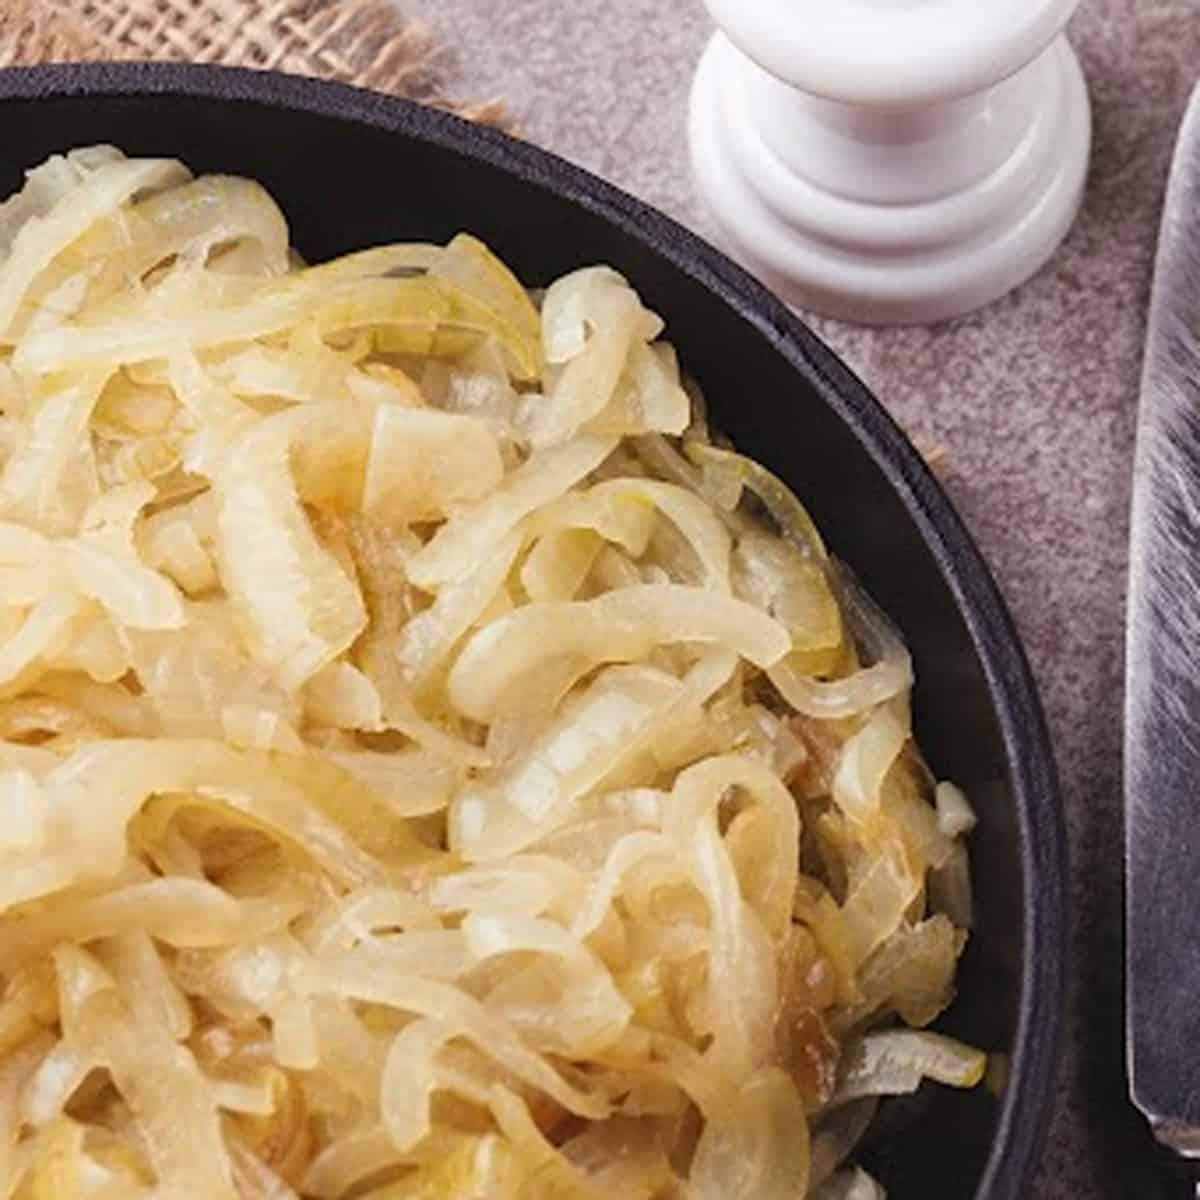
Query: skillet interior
[[0, 62, 1068, 1200]]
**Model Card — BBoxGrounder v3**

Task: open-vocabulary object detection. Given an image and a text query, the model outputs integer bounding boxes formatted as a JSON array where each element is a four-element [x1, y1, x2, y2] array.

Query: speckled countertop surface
[[420, 2, 1197, 1195]]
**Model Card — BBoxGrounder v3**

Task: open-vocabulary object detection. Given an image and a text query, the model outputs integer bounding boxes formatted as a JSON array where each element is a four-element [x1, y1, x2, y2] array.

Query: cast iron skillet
[[0, 62, 1067, 1199]]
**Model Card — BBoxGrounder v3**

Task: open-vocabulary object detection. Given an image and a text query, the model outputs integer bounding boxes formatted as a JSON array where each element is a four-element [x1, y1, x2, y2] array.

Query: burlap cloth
[[0, 0, 502, 121]]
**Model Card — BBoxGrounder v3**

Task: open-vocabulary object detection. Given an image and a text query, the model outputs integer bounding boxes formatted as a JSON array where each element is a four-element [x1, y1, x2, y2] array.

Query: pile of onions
[[0, 148, 982, 1200]]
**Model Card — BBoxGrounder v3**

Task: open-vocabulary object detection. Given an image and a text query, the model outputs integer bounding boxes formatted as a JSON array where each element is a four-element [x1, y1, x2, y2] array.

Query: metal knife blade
[[1127, 80, 1200, 1164]]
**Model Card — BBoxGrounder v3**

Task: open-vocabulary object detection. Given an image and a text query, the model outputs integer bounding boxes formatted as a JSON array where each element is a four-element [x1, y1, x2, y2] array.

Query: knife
[[1127, 80, 1200, 1192]]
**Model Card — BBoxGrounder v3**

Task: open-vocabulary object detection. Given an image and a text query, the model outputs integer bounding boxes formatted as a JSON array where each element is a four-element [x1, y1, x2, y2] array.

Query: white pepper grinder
[[688, 0, 1092, 324]]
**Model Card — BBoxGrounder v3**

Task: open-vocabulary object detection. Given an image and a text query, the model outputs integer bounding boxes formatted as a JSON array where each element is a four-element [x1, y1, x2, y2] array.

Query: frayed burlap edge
[[0, 0, 506, 125]]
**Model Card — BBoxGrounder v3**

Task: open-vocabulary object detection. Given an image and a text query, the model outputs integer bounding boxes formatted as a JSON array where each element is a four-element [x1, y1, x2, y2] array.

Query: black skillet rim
[[0, 60, 1068, 1200]]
